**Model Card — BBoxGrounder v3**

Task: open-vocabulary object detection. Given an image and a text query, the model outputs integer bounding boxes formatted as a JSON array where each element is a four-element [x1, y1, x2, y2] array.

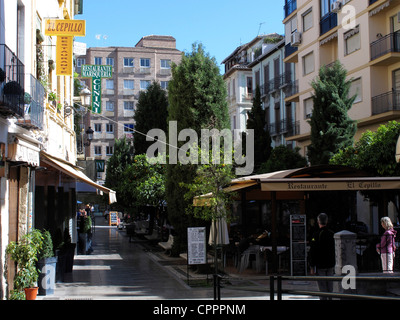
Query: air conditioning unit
[[291, 31, 302, 47], [331, 1, 342, 13]]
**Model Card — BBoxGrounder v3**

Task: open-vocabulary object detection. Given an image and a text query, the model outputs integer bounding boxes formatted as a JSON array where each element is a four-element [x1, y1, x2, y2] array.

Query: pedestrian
[[309, 213, 336, 300], [376, 217, 397, 273]]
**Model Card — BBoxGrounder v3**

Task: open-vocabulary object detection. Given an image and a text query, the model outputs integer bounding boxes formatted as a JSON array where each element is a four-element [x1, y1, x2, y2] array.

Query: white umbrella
[[208, 217, 229, 246]]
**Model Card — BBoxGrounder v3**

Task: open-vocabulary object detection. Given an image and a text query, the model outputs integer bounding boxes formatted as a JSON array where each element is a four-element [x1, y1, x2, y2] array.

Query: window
[[246, 77, 253, 95], [106, 79, 114, 90], [160, 81, 169, 90], [140, 58, 150, 67], [94, 124, 102, 132], [124, 101, 134, 110], [161, 59, 171, 69], [140, 80, 151, 90], [123, 80, 134, 90], [320, 0, 335, 17], [302, 52, 314, 75], [344, 26, 360, 55], [124, 58, 134, 67], [302, 8, 313, 32], [106, 101, 114, 111], [106, 146, 114, 156], [349, 78, 362, 103], [124, 124, 134, 132], [94, 146, 102, 155], [106, 57, 114, 66], [94, 57, 102, 65], [304, 97, 313, 119], [77, 58, 86, 67], [106, 123, 114, 133], [285, 16, 298, 44]]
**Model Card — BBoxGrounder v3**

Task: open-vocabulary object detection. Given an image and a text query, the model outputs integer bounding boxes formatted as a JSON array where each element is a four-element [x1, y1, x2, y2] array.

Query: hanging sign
[[45, 19, 86, 37], [56, 36, 73, 76], [95, 159, 105, 172], [45, 19, 86, 76], [81, 65, 113, 114]]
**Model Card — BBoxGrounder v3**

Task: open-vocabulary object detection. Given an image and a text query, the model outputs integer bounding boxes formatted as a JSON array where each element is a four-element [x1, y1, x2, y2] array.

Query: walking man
[[310, 213, 335, 300]]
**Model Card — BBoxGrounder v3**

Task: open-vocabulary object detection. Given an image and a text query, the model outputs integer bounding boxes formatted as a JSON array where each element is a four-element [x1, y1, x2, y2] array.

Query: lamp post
[[84, 127, 94, 146]]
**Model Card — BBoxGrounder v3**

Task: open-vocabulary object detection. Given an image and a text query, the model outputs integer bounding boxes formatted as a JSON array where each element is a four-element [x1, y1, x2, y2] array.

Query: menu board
[[187, 227, 206, 265], [109, 211, 119, 226]]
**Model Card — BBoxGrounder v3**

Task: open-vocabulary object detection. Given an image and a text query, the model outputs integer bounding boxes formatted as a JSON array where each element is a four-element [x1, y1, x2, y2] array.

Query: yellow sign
[[56, 36, 73, 76], [45, 19, 86, 37]]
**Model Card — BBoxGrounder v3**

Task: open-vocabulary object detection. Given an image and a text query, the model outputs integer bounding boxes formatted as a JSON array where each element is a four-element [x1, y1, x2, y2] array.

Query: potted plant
[[37, 230, 57, 296], [3, 81, 23, 95], [5, 229, 43, 300]]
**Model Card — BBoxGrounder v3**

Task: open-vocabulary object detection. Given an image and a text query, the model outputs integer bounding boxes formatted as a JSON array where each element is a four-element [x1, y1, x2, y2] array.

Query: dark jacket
[[310, 226, 335, 269]]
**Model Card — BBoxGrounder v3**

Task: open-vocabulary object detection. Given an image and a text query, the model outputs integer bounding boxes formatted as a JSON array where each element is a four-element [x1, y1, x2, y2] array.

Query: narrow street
[[40, 217, 274, 300]]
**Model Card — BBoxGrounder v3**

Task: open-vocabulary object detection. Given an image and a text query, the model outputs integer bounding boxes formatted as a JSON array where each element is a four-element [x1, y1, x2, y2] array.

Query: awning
[[40, 151, 117, 204]]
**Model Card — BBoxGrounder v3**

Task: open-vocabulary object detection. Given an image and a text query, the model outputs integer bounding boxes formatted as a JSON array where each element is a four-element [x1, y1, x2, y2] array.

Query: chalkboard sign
[[290, 214, 307, 276], [109, 211, 119, 226], [187, 227, 206, 265]]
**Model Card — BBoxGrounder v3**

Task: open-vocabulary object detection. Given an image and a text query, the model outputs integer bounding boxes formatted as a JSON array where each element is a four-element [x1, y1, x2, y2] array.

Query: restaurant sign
[[45, 19, 86, 76], [260, 179, 400, 192], [45, 19, 86, 37], [81, 65, 113, 114]]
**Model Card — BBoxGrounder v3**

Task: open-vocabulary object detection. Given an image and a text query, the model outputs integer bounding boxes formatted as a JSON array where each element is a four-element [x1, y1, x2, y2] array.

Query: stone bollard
[[334, 230, 357, 275], [334, 230, 357, 296]]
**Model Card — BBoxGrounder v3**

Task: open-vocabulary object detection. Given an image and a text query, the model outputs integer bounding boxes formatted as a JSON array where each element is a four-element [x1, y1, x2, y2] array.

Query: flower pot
[[24, 287, 38, 300]]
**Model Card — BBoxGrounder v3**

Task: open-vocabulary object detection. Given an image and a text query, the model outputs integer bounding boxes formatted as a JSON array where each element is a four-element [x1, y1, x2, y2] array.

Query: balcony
[[0, 44, 25, 118], [371, 91, 400, 115], [370, 31, 400, 65], [320, 12, 337, 36], [268, 118, 297, 137], [17, 74, 45, 130], [285, 43, 298, 60], [284, 0, 297, 19]]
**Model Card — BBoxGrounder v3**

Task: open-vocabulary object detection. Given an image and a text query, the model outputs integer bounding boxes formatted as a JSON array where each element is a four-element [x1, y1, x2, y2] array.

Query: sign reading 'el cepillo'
[[45, 19, 86, 76]]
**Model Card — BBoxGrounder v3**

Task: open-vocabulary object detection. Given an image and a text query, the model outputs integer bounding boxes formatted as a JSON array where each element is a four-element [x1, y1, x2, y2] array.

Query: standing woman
[[376, 217, 397, 273]]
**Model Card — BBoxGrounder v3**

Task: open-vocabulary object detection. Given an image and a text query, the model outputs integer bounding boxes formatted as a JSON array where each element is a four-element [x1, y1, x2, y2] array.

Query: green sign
[[95, 160, 105, 172], [81, 65, 113, 114]]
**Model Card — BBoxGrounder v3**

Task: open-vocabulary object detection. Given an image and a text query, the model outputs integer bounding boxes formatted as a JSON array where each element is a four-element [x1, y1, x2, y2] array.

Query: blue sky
[[77, 0, 285, 69]]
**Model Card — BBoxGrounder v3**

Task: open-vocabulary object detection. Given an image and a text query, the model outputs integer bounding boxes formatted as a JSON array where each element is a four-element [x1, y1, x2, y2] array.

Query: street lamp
[[84, 127, 94, 146], [80, 87, 91, 107]]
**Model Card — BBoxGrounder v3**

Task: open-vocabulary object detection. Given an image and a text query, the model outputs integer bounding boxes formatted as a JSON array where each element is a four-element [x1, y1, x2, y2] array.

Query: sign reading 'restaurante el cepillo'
[[44, 19, 86, 76]]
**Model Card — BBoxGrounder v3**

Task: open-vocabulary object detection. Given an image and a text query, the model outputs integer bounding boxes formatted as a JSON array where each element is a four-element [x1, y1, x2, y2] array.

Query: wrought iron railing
[[371, 91, 400, 115], [370, 31, 400, 61], [0, 44, 25, 117]]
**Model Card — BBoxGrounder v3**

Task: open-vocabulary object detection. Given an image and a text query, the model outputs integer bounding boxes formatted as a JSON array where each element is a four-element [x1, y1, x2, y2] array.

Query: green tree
[[133, 81, 169, 155], [260, 145, 307, 173], [166, 43, 230, 255], [104, 137, 133, 212], [331, 121, 400, 217], [246, 85, 272, 173], [307, 61, 357, 165]]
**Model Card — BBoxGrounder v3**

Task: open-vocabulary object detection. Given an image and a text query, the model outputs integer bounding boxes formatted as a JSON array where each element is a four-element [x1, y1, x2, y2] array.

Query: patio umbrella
[[208, 217, 229, 246]]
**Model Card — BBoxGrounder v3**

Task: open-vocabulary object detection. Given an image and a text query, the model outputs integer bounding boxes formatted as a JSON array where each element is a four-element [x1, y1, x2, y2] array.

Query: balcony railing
[[268, 118, 297, 136], [0, 44, 25, 118], [264, 71, 294, 94], [371, 91, 400, 115], [17, 74, 45, 130], [320, 12, 338, 36], [370, 31, 400, 61], [284, 0, 297, 18], [285, 43, 298, 58]]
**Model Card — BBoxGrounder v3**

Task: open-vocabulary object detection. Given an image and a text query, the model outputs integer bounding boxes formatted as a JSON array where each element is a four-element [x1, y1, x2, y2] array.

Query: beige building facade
[[283, 0, 400, 156], [76, 36, 182, 182]]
